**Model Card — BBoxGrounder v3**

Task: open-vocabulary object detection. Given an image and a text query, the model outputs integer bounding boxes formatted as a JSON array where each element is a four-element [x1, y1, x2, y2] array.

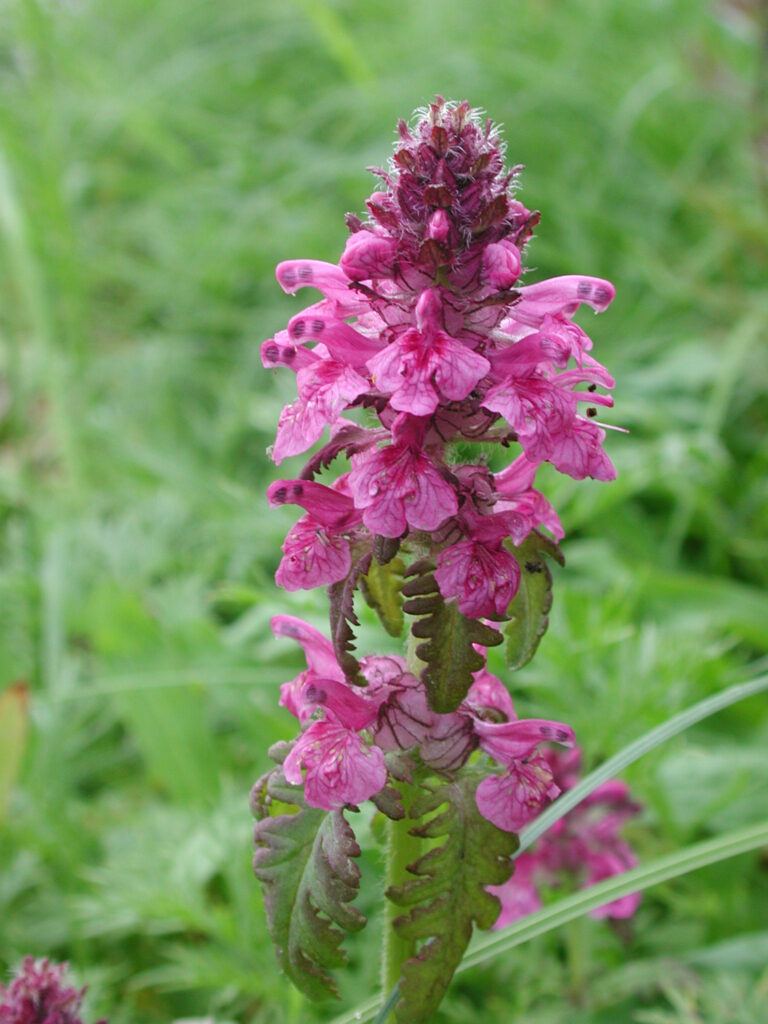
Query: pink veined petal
[[276, 259, 349, 295], [267, 478, 357, 529], [482, 374, 577, 449], [475, 717, 575, 764], [475, 756, 561, 832], [299, 676, 380, 730], [348, 445, 458, 538], [271, 615, 342, 680], [464, 669, 516, 721], [512, 275, 615, 322], [287, 312, 384, 366], [481, 240, 521, 290], [435, 540, 520, 618], [283, 720, 387, 810], [542, 418, 617, 481], [275, 515, 351, 591], [339, 230, 398, 280]]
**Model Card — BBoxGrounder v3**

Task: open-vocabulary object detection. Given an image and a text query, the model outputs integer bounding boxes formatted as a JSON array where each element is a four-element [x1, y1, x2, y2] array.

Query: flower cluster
[[0, 958, 104, 1024], [264, 96, 616, 620], [260, 97, 621, 862], [489, 747, 643, 926], [271, 614, 574, 828]]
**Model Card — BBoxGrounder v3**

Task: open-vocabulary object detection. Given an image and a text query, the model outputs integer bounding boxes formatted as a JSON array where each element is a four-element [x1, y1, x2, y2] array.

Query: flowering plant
[[252, 97, 638, 1023]]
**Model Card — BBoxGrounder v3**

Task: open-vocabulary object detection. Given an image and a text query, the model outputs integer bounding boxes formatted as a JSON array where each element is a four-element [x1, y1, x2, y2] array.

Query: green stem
[[379, 635, 427, 1019], [381, 796, 421, 1008]]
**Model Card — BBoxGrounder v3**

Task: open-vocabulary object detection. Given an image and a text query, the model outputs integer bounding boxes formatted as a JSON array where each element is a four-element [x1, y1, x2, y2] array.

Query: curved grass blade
[[518, 673, 768, 854]]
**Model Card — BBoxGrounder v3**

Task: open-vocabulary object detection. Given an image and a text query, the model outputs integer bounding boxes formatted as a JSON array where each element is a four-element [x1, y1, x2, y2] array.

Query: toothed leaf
[[361, 556, 404, 638], [386, 771, 518, 1023], [328, 543, 373, 684], [502, 530, 564, 671], [252, 763, 366, 1001], [403, 560, 501, 713]]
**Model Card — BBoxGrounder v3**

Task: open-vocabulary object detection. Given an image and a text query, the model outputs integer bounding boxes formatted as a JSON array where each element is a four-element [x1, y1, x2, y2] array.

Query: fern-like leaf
[[328, 543, 373, 684], [386, 771, 518, 1023], [251, 762, 366, 1001], [402, 560, 502, 712]]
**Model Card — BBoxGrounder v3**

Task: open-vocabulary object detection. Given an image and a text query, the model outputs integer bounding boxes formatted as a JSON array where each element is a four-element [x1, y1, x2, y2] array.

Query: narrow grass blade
[[518, 673, 768, 854], [462, 818, 768, 972]]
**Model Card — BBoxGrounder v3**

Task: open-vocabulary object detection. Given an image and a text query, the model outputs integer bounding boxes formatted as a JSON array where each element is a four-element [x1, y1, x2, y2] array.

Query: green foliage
[[385, 771, 519, 1024], [402, 560, 502, 712], [252, 760, 366, 1001], [360, 556, 404, 639], [502, 531, 564, 672], [0, 683, 28, 820]]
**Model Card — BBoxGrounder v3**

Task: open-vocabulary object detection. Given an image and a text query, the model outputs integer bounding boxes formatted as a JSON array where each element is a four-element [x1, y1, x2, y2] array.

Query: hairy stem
[[380, 637, 426, 1019]]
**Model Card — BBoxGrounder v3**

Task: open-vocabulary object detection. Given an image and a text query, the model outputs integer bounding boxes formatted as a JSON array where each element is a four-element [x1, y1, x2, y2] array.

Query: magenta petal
[[287, 312, 383, 366], [514, 275, 615, 319], [475, 717, 575, 763], [340, 230, 398, 280], [267, 478, 356, 528], [271, 615, 342, 680], [284, 720, 387, 810], [435, 540, 520, 618], [349, 445, 458, 538], [275, 516, 351, 591], [476, 757, 560, 832], [487, 852, 542, 928], [481, 240, 521, 289]]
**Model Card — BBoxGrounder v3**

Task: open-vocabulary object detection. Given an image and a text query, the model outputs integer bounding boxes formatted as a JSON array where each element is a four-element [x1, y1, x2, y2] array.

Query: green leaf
[[251, 763, 366, 1001], [328, 544, 373, 685], [385, 771, 518, 1024], [502, 530, 564, 671], [0, 682, 29, 820], [361, 556, 404, 638], [403, 560, 502, 713]]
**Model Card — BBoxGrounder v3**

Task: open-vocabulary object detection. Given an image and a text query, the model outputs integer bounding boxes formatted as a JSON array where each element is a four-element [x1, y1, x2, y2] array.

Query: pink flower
[[475, 752, 561, 832], [488, 746, 643, 925], [434, 539, 520, 618], [272, 358, 369, 463], [348, 442, 458, 538], [283, 719, 387, 810]]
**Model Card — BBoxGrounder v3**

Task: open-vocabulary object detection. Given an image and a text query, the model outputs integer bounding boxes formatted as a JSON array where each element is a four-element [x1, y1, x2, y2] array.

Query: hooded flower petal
[[476, 752, 561, 832], [435, 539, 520, 618], [348, 443, 458, 537], [283, 719, 387, 810]]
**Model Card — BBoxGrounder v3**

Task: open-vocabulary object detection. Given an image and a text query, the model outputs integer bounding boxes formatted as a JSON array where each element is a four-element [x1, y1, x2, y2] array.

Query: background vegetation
[[0, 0, 767, 1020]]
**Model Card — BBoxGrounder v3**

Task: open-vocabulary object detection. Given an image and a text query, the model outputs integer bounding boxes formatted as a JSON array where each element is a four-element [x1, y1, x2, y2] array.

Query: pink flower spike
[[267, 478, 358, 529], [283, 719, 387, 810], [0, 957, 99, 1024], [476, 753, 561, 832], [271, 615, 342, 680], [275, 515, 351, 591], [435, 540, 520, 619], [474, 717, 575, 764], [348, 443, 457, 537]]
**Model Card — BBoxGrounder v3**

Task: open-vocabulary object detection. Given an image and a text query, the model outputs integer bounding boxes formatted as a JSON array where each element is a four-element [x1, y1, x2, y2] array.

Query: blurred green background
[[0, 0, 767, 1021]]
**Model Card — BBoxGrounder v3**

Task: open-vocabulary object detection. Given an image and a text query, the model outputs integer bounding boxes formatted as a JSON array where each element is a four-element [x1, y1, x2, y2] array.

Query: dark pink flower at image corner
[[0, 958, 106, 1024]]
